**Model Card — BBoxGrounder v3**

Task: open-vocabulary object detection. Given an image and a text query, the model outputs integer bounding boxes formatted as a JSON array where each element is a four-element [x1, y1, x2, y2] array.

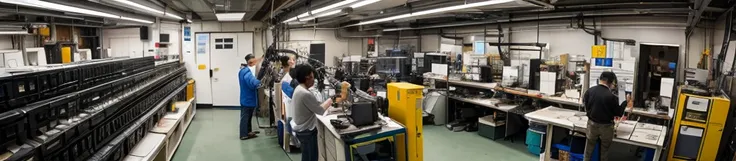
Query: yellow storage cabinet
[[668, 87, 731, 161], [387, 83, 424, 161]]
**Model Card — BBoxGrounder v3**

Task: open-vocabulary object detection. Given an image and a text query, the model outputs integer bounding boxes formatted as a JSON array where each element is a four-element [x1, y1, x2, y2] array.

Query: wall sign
[[196, 34, 208, 55], [183, 27, 191, 41], [592, 45, 607, 58]]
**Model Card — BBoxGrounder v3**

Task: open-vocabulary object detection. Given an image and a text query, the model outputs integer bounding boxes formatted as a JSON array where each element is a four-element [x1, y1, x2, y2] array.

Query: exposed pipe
[[716, 9, 732, 93], [524, 0, 554, 9], [555, 2, 689, 9], [374, 8, 689, 31], [687, 0, 713, 36], [497, 22, 507, 65], [334, 28, 383, 38]]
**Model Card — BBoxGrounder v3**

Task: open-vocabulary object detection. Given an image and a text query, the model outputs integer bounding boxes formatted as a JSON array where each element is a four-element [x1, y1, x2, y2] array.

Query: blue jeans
[[240, 107, 256, 138], [297, 129, 318, 161]]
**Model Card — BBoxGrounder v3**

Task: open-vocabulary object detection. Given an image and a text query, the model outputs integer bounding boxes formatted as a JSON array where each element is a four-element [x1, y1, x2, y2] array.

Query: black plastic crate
[[35, 132, 63, 157], [0, 109, 26, 147], [51, 95, 79, 121], [22, 102, 60, 137], [79, 85, 110, 112]]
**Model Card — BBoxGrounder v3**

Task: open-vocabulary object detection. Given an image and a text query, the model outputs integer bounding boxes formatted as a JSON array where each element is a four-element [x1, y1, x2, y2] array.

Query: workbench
[[525, 106, 668, 161], [315, 109, 407, 161], [494, 86, 672, 120], [447, 96, 526, 138]]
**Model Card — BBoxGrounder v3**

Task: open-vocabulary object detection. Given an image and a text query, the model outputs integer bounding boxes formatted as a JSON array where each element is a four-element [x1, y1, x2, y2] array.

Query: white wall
[[421, 35, 440, 52], [284, 29, 362, 66], [102, 21, 181, 58], [424, 17, 708, 69]]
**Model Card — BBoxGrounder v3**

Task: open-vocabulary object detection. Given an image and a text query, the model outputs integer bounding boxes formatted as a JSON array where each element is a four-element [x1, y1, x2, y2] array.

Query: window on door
[[215, 38, 234, 49]]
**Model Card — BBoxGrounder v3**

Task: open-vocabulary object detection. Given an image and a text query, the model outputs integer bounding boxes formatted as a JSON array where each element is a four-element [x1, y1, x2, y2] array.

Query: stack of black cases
[[0, 57, 187, 161]]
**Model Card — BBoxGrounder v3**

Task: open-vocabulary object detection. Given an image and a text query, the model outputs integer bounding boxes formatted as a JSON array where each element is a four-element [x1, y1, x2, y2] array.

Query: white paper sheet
[[660, 78, 675, 98], [432, 63, 448, 75]]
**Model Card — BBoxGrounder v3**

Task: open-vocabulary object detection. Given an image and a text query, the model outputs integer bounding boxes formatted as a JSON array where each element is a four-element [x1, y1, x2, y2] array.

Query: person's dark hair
[[245, 54, 254, 61], [599, 71, 617, 84], [280, 56, 290, 67], [294, 64, 314, 84]]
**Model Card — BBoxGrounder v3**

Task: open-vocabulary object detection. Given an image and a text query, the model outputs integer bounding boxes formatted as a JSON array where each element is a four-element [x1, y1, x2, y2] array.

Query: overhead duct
[[181, 0, 216, 20], [212, 0, 268, 20]]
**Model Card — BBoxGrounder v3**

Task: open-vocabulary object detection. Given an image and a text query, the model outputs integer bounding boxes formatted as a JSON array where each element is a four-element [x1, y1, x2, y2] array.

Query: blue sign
[[595, 58, 613, 67], [183, 27, 191, 41]]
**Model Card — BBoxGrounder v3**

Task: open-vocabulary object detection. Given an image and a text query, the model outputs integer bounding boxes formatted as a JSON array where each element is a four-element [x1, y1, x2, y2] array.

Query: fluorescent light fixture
[[14, 0, 120, 18], [113, 0, 160, 14], [299, 10, 341, 21], [383, 28, 411, 32], [120, 16, 154, 24], [216, 13, 246, 21], [186, 19, 193, 23], [311, 0, 357, 14], [166, 13, 183, 20], [355, 0, 515, 26], [283, 17, 298, 23], [282, 0, 359, 23], [113, 0, 183, 20], [0, 31, 28, 35], [350, 0, 380, 8], [0, 0, 153, 24]]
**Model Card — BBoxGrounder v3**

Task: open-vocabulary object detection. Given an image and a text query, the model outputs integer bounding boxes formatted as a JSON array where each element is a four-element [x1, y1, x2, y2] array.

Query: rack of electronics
[[0, 57, 187, 161]]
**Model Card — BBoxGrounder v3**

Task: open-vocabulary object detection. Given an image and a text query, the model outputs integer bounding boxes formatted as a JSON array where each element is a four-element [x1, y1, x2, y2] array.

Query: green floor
[[171, 108, 537, 161]]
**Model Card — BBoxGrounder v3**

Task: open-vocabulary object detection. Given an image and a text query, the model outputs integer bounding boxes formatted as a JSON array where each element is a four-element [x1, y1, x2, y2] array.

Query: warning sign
[[592, 45, 606, 58]]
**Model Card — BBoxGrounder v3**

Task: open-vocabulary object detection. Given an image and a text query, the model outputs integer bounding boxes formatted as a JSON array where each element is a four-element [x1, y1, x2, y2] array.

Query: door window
[[214, 38, 234, 49]]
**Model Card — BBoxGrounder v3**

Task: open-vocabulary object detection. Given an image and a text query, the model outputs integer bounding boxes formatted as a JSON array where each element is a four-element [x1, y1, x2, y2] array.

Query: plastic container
[[528, 145, 542, 155], [526, 129, 545, 155], [526, 129, 545, 146]]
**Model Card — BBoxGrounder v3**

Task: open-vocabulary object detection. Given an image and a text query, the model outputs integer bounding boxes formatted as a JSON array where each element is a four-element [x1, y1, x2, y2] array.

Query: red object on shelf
[[155, 42, 160, 48], [368, 39, 375, 45]]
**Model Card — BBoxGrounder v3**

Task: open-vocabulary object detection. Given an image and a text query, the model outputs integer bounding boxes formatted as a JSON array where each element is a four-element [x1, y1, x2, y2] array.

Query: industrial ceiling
[[273, 0, 732, 33], [0, 0, 729, 32]]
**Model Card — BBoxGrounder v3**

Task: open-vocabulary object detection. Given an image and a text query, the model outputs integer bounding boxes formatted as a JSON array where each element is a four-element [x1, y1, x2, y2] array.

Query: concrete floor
[[171, 108, 537, 161]]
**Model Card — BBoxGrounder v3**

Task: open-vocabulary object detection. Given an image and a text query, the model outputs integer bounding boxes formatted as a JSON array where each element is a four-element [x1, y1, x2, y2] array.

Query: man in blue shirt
[[239, 54, 261, 140]]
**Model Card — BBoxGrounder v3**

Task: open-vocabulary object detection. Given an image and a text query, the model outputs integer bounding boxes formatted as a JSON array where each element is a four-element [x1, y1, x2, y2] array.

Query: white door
[[210, 33, 253, 106], [194, 33, 213, 104]]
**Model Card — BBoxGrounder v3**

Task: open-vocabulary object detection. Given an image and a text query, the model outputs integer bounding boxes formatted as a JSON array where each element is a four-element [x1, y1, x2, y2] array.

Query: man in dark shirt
[[582, 71, 632, 161]]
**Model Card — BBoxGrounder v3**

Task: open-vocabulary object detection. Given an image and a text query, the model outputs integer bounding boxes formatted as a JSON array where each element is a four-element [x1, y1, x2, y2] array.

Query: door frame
[[193, 31, 255, 107]]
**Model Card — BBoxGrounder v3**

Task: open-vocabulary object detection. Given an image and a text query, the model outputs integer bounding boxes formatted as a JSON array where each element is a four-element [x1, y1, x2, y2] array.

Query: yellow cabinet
[[387, 83, 424, 161], [669, 87, 730, 161]]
